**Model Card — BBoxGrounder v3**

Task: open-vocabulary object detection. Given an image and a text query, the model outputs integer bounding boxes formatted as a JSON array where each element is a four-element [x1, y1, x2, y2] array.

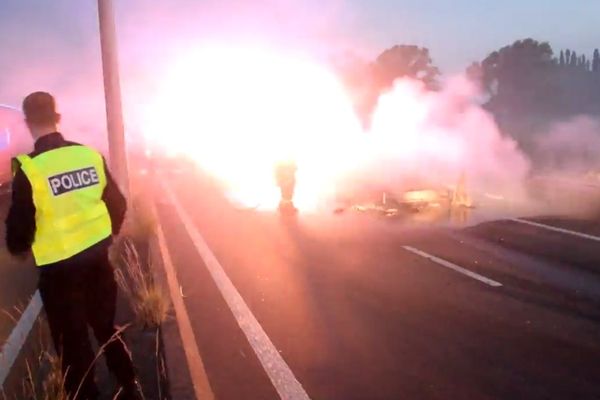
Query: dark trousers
[[38, 242, 135, 399]]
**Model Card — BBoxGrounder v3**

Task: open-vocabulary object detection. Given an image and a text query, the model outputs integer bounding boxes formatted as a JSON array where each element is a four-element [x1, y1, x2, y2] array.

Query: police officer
[[5, 92, 141, 400]]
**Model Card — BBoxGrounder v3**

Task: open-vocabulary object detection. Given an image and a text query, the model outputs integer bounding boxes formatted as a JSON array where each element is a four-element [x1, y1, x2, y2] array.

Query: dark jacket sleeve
[[5, 167, 36, 255], [101, 159, 127, 235]]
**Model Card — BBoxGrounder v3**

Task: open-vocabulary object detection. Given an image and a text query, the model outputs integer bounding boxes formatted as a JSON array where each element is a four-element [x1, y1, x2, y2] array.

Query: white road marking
[[402, 246, 503, 287], [163, 181, 311, 400], [509, 218, 600, 242], [154, 219, 215, 400], [0, 290, 42, 388]]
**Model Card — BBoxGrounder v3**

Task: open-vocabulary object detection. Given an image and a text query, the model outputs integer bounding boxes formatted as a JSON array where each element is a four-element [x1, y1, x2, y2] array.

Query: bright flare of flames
[[143, 45, 365, 210], [142, 46, 527, 212]]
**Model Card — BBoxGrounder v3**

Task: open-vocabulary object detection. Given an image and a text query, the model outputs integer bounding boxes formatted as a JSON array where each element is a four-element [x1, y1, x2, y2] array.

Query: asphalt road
[[155, 168, 600, 400], [0, 192, 38, 347]]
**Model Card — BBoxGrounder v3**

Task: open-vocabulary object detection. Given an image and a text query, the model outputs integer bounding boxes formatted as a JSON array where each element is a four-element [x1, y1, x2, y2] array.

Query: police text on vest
[[48, 167, 100, 196]]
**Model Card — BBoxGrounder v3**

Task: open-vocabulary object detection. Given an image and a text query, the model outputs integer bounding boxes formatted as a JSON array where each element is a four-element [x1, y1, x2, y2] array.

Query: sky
[[0, 0, 598, 141], [350, 0, 600, 71], [1, 1, 598, 66]]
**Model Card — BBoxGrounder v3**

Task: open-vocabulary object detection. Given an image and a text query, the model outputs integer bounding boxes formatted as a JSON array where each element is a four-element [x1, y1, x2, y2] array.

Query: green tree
[[371, 45, 440, 91], [570, 51, 577, 66], [337, 45, 441, 129], [466, 61, 483, 84], [559, 50, 565, 66], [479, 39, 555, 113]]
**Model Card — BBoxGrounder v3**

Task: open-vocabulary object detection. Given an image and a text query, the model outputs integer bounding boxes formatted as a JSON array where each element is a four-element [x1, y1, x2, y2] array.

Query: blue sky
[[349, 0, 600, 71]]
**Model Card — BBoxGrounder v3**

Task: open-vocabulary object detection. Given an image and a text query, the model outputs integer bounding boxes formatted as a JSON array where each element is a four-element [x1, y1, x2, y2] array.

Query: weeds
[[16, 318, 68, 400], [115, 239, 169, 329], [42, 353, 68, 400], [72, 325, 133, 400], [113, 171, 169, 328], [18, 322, 135, 400]]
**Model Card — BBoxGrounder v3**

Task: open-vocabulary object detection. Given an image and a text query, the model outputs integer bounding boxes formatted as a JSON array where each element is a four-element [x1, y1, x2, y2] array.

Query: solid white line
[[154, 219, 215, 400], [0, 290, 42, 388], [509, 218, 600, 242], [163, 180, 311, 400], [402, 246, 503, 287]]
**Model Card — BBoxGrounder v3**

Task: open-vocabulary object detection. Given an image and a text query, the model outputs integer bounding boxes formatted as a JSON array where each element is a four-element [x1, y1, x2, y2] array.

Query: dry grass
[[115, 239, 169, 329], [0, 303, 64, 400], [16, 323, 137, 400], [112, 179, 169, 329], [22, 352, 69, 400], [15, 320, 68, 400]]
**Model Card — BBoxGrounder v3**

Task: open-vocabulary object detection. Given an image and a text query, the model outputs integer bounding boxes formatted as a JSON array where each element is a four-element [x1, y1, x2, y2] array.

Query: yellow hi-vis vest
[[14, 145, 113, 266]]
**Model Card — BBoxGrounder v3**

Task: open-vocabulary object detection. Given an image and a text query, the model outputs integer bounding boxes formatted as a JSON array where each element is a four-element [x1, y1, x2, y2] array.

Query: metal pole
[[97, 0, 129, 197]]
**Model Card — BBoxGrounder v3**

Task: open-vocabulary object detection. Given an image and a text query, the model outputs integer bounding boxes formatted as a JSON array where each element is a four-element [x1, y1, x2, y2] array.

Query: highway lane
[[156, 170, 600, 400]]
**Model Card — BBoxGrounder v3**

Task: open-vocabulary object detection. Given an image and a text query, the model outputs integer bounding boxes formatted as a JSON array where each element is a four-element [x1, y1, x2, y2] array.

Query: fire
[[142, 45, 364, 210], [141, 46, 528, 213]]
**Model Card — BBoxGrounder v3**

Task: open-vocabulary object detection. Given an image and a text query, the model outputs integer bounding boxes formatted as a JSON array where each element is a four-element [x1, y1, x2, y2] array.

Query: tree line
[[338, 39, 600, 131]]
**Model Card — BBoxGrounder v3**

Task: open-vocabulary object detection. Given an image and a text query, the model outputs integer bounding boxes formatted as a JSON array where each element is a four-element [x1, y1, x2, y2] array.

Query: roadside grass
[[22, 351, 68, 400], [3, 304, 85, 400], [0, 303, 60, 400], [113, 174, 168, 329], [13, 321, 134, 400], [114, 239, 169, 329], [6, 244, 164, 399]]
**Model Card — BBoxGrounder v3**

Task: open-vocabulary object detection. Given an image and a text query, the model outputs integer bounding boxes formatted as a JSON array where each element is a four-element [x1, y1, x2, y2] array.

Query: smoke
[[342, 76, 531, 207], [0, 2, 105, 148], [1, 1, 596, 218], [531, 116, 600, 175], [523, 116, 600, 217], [137, 42, 532, 213], [360, 81, 600, 218], [0, 0, 364, 152]]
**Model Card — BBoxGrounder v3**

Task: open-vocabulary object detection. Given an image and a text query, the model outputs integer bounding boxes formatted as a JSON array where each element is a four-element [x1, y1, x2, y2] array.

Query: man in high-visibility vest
[[5, 92, 141, 400]]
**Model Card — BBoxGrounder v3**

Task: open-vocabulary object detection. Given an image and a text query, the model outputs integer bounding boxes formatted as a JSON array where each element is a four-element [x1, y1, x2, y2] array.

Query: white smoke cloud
[[346, 76, 531, 207], [532, 116, 600, 175]]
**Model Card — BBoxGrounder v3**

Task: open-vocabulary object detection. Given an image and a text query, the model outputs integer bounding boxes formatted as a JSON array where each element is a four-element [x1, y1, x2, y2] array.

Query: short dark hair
[[22, 91, 59, 125]]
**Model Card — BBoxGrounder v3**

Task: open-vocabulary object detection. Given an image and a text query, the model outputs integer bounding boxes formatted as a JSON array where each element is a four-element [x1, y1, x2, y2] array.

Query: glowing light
[[142, 45, 364, 210], [141, 46, 528, 212]]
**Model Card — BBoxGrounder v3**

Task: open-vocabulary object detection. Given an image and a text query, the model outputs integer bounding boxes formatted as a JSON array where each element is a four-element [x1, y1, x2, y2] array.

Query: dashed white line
[[402, 246, 503, 287], [509, 218, 600, 242], [0, 290, 42, 388], [163, 180, 311, 400]]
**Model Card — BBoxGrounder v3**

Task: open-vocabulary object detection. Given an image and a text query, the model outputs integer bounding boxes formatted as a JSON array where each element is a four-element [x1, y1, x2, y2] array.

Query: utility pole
[[97, 0, 129, 196]]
